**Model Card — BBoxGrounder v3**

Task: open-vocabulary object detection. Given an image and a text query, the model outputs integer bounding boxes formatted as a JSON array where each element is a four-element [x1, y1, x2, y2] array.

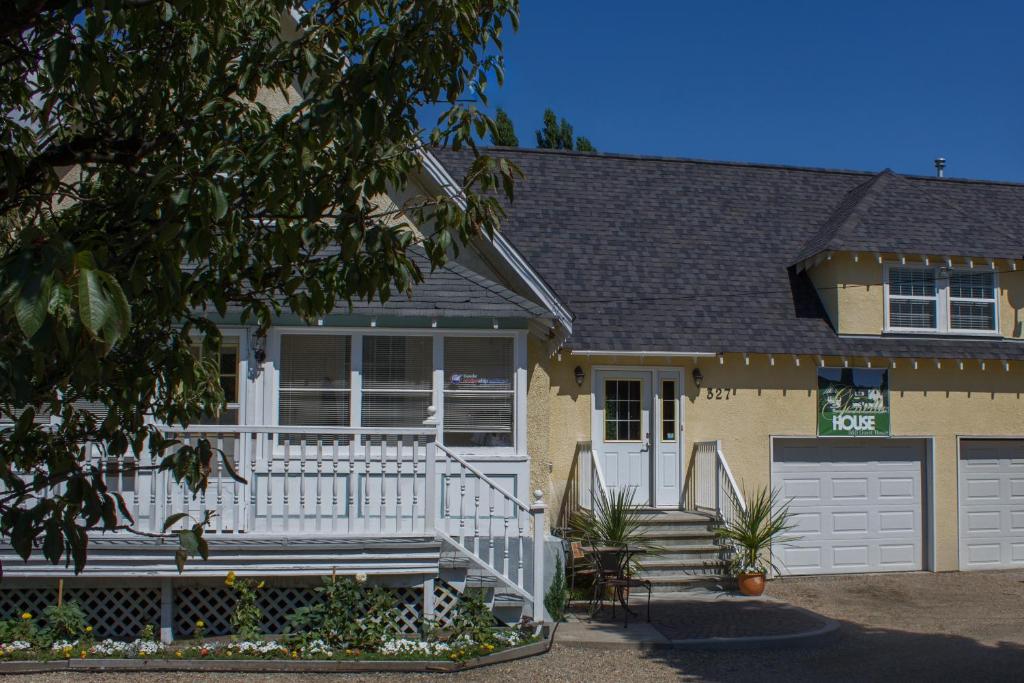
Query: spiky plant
[[715, 486, 798, 576], [569, 488, 659, 574]]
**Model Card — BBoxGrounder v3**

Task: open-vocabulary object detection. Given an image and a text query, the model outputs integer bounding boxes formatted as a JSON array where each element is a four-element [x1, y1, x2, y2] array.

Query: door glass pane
[[605, 379, 641, 442], [661, 380, 677, 442]]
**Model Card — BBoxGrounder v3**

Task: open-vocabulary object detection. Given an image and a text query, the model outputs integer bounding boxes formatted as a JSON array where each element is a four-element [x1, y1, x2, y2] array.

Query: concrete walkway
[[556, 588, 838, 650]]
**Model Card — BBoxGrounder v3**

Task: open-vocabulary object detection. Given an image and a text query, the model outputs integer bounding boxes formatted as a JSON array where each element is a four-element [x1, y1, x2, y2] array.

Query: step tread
[[646, 544, 726, 554], [638, 529, 719, 539]]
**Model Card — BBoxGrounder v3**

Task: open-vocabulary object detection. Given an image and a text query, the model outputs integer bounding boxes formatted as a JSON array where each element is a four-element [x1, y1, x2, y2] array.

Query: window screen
[[443, 337, 514, 447], [278, 335, 351, 426], [361, 336, 433, 429]]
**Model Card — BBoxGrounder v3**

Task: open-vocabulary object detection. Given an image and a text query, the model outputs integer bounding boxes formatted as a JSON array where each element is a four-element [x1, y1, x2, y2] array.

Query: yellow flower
[[195, 619, 205, 628], [224, 570, 236, 587], [20, 612, 31, 620], [175, 651, 182, 658], [79, 651, 87, 659], [291, 650, 298, 659], [257, 580, 265, 589], [84, 626, 93, 633]]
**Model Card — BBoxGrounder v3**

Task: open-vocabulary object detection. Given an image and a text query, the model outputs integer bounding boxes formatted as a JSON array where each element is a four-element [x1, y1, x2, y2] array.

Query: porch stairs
[[634, 509, 733, 592]]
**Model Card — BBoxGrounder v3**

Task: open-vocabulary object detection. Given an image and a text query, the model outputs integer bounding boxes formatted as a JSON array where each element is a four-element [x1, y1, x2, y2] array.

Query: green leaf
[[77, 268, 110, 338], [220, 452, 247, 484], [162, 512, 188, 532], [15, 276, 48, 339]]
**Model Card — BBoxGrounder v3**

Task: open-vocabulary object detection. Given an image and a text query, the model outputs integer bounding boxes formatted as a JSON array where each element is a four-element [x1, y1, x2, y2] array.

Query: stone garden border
[[0, 627, 552, 675]]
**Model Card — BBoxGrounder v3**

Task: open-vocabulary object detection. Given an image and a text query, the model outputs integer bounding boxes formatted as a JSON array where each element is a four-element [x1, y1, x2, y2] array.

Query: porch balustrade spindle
[[412, 438, 420, 533], [488, 487, 495, 567], [459, 468, 467, 547], [443, 455, 451, 535], [315, 439, 324, 532], [347, 438, 356, 534], [396, 438, 404, 534], [473, 482, 481, 555], [330, 439, 339, 533], [363, 438, 371, 534], [282, 439, 291, 532], [148, 445, 157, 530], [165, 437, 174, 529], [516, 506, 524, 588], [300, 436, 309, 529], [214, 436, 224, 533], [251, 433, 260, 532], [379, 437, 387, 534], [502, 515, 510, 578]]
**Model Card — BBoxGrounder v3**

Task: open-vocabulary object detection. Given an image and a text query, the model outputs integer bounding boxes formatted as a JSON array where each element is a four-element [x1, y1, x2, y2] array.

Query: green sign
[[817, 368, 890, 437]]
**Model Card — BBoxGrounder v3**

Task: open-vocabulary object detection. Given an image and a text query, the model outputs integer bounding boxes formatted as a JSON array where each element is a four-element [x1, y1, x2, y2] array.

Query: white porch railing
[[568, 440, 609, 513], [431, 444, 544, 618], [685, 440, 746, 527], [83, 425, 546, 619]]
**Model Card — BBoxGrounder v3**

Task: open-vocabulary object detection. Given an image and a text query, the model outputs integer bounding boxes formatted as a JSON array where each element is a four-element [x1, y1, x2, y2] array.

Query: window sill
[[881, 329, 1003, 339]]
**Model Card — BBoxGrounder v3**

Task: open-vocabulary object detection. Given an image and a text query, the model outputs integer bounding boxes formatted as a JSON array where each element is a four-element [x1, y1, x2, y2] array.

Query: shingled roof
[[436, 148, 1024, 360]]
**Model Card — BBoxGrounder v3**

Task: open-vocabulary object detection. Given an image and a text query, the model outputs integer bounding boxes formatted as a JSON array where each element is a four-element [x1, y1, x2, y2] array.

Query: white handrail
[[159, 425, 436, 436], [590, 446, 610, 504], [713, 441, 746, 513], [434, 444, 531, 513]]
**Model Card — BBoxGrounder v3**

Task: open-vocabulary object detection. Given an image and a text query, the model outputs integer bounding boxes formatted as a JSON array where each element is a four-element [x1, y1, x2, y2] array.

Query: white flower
[[4, 641, 32, 651], [378, 638, 451, 656], [354, 572, 368, 584], [233, 640, 282, 655]]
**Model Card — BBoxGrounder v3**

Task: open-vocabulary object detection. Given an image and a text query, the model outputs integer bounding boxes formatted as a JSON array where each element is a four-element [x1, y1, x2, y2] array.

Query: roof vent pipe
[[934, 157, 946, 178]]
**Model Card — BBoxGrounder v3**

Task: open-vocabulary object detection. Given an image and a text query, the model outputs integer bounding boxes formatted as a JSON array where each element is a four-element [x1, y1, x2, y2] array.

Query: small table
[[585, 546, 650, 625]]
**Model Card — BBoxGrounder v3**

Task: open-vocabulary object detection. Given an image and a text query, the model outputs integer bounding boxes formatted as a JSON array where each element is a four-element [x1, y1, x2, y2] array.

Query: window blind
[[443, 337, 514, 447], [362, 336, 432, 428], [279, 334, 351, 427], [950, 271, 996, 331], [888, 268, 938, 329]]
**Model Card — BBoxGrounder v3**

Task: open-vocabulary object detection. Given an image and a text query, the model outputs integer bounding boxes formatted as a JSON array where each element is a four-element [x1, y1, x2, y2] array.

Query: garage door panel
[[959, 440, 1024, 570], [773, 439, 925, 576]]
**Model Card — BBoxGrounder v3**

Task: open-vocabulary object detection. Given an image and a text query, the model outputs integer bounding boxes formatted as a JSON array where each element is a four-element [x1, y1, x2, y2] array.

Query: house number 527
[[705, 388, 733, 400]]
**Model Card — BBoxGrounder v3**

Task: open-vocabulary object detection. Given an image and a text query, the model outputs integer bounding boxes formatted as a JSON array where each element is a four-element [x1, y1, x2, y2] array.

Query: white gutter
[[570, 350, 718, 358], [416, 149, 575, 334]]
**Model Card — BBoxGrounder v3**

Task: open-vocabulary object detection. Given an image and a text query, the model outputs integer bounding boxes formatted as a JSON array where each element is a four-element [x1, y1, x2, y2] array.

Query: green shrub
[[285, 574, 400, 650], [43, 602, 87, 640], [544, 555, 568, 622], [450, 589, 495, 645], [225, 572, 265, 640], [0, 611, 40, 644]]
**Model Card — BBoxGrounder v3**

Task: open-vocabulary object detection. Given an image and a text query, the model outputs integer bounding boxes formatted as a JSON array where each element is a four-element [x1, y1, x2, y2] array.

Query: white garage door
[[959, 440, 1024, 570], [773, 439, 925, 575]]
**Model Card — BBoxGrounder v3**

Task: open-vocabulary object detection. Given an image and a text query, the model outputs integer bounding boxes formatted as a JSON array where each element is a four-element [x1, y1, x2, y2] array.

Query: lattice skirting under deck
[[0, 578, 464, 639]]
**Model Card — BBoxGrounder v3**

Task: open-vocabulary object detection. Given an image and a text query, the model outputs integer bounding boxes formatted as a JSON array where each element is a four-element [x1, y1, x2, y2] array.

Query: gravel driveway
[[16, 571, 1024, 682]]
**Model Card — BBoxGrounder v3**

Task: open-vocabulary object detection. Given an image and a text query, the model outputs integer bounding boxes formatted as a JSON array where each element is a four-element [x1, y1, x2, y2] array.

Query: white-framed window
[[278, 334, 351, 427], [270, 330, 523, 451], [884, 264, 999, 335], [361, 335, 433, 429], [442, 337, 515, 448]]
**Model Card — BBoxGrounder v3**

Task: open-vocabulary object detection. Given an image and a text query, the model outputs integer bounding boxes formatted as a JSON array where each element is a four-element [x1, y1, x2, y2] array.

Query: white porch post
[[422, 576, 436, 626], [424, 441, 438, 533], [531, 489, 546, 622], [159, 579, 174, 644]]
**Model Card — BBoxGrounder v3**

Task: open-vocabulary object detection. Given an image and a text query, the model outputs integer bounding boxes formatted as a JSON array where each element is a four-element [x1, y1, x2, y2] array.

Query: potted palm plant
[[715, 486, 797, 596], [569, 488, 659, 588]]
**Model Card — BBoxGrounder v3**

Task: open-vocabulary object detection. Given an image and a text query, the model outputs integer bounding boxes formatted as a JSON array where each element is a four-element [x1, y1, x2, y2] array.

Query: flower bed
[[0, 629, 536, 664]]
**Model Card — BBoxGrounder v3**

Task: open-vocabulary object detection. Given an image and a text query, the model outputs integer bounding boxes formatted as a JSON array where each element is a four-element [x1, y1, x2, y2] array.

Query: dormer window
[[884, 264, 999, 335]]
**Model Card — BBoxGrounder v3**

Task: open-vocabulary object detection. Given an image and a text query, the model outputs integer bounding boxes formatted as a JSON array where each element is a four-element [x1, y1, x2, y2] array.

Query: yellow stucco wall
[[528, 346, 1024, 572], [806, 251, 1024, 338]]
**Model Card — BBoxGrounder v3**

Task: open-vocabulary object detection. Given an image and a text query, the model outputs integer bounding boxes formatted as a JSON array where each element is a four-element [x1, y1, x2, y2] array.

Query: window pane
[[890, 299, 937, 329], [279, 334, 351, 427], [443, 337, 514, 447], [363, 336, 432, 390], [279, 392, 350, 426], [362, 393, 432, 428], [950, 271, 995, 300], [889, 268, 936, 297], [280, 335, 350, 389], [950, 301, 996, 331], [662, 380, 677, 442], [444, 337, 513, 391], [604, 380, 641, 442]]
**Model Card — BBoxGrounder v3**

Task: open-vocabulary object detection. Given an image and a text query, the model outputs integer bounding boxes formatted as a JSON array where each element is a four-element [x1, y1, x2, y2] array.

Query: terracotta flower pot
[[737, 572, 766, 596]]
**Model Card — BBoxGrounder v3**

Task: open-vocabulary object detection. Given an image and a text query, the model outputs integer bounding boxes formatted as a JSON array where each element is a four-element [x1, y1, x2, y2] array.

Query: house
[[4, 140, 1024, 640]]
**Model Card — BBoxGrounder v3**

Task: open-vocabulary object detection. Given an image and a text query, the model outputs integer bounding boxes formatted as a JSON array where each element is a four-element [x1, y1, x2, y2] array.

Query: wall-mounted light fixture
[[692, 367, 704, 389], [249, 334, 267, 380], [574, 366, 585, 386]]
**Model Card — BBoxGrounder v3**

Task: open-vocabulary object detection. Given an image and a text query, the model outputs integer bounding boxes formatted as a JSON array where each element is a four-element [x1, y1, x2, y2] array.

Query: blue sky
[[481, 1, 1024, 182]]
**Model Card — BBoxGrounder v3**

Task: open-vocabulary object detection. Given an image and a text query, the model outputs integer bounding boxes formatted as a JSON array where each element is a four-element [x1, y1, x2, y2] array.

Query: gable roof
[[794, 169, 1022, 264], [350, 248, 549, 319], [435, 148, 1024, 361]]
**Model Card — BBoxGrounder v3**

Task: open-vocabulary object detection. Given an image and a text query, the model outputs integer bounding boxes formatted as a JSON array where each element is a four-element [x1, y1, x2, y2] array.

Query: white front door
[[595, 371, 652, 505]]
